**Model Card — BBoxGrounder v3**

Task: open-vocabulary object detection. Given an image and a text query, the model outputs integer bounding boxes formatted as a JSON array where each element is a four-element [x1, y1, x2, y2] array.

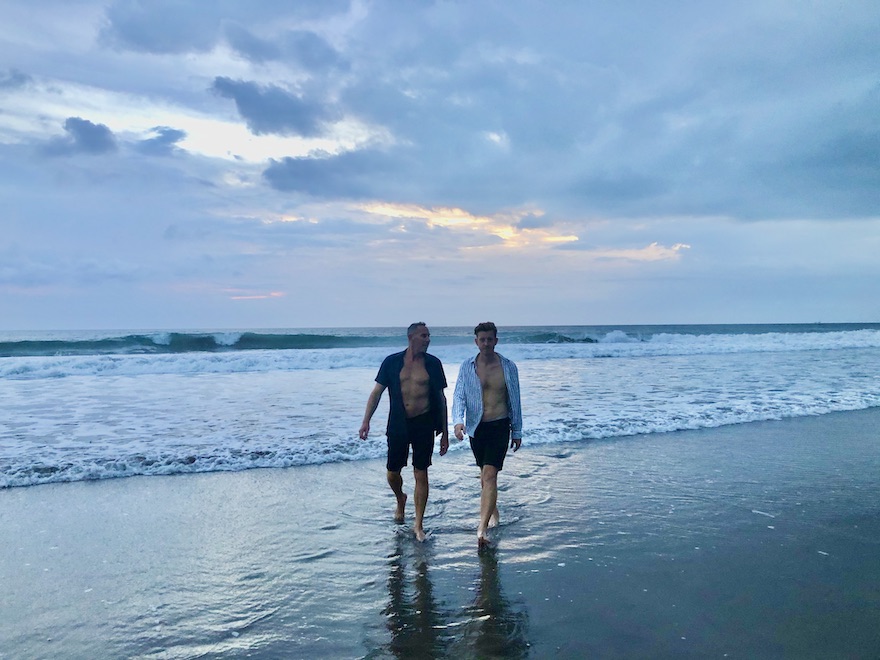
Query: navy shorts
[[470, 417, 511, 470], [387, 411, 435, 472]]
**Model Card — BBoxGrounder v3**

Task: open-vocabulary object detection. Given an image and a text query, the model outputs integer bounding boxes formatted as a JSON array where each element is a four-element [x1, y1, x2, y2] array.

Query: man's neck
[[405, 347, 425, 362], [477, 351, 498, 366]]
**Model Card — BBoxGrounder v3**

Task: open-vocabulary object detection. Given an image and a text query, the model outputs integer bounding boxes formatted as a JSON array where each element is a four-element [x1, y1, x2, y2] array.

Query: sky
[[1, 0, 879, 330]]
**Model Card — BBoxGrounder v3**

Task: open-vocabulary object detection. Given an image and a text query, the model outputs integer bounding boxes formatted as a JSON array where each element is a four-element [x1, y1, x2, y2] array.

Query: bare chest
[[399, 361, 430, 391], [477, 361, 506, 393]]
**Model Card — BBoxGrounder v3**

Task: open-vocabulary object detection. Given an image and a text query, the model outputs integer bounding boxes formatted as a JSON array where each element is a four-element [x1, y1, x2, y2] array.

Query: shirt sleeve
[[505, 359, 523, 439], [431, 355, 448, 389], [375, 355, 391, 386], [451, 360, 468, 426]]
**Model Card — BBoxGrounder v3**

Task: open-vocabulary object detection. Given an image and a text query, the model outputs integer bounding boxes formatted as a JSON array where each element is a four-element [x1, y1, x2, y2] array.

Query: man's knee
[[481, 466, 498, 486], [413, 467, 428, 483]]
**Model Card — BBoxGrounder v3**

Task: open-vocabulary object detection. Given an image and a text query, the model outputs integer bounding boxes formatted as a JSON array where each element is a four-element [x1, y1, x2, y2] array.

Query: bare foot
[[488, 508, 500, 529], [477, 526, 491, 549], [414, 526, 427, 542], [394, 493, 407, 522]]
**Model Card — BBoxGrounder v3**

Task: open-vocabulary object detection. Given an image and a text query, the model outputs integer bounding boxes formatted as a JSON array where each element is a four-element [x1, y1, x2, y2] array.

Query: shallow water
[[2, 409, 878, 658]]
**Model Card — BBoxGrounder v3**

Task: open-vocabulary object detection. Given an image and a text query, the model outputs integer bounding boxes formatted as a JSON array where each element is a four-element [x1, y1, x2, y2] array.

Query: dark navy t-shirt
[[376, 351, 447, 437]]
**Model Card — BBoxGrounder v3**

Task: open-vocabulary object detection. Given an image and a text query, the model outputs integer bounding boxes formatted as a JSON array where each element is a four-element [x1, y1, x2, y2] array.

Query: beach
[[2, 407, 878, 659]]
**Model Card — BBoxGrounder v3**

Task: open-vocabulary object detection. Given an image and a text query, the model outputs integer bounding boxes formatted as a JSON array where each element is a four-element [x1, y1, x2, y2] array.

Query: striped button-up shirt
[[452, 353, 522, 439]]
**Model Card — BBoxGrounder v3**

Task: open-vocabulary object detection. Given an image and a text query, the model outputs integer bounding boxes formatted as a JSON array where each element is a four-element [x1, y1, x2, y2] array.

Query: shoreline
[[2, 408, 879, 658]]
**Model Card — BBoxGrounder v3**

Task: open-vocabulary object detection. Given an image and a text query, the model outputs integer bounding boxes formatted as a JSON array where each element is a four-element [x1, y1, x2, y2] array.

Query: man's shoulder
[[424, 352, 446, 371], [382, 350, 407, 363], [378, 350, 406, 374]]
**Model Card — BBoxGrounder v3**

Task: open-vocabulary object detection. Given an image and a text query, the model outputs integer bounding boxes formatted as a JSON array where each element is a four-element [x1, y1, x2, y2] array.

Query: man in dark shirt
[[359, 322, 449, 541]]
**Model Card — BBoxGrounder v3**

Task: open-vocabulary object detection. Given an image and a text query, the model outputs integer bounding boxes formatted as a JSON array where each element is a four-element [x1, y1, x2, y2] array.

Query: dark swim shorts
[[386, 411, 435, 472], [470, 417, 511, 470]]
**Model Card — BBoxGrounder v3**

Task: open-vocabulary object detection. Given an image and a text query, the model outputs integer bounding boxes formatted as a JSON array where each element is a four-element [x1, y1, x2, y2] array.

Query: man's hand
[[359, 384, 384, 441], [454, 423, 465, 441], [439, 432, 450, 456], [510, 436, 522, 452]]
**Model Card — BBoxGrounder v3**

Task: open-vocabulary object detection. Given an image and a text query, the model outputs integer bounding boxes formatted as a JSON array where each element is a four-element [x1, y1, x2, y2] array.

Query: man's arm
[[507, 361, 523, 451], [438, 392, 450, 455], [451, 366, 467, 441], [359, 382, 386, 440]]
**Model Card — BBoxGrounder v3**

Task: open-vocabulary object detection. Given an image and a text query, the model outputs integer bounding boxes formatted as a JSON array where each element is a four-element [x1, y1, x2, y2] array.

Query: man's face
[[475, 330, 498, 355], [409, 326, 431, 354]]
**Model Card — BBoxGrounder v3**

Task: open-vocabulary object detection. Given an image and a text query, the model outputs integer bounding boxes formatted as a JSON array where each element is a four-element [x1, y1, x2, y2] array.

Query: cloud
[[571, 172, 669, 206], [225, 289, 285, 301], [516, 214, 555, 230], [323, 2, 880, 221], [74, 258, 142, 283], [162, 211, 385, 254], [225, 25, 348, 72], [135, 126, 187, 156], [4, 0, 880, 328], [263, 150, 391, 198], [559, 241, 691, 263], [44, 117, 117, 156], [357, 202, 578, 249], [774, 123, 880, 217], [0, 249, 140, 288], [99, 0, 351, 54], [100, 0, 220, 53], [222, 23, 281, 63], [280, 30, 349, 72], [359, 202, 494, 227], [0, 68, 32, 89], [0, 251, 56, 287], [212, 77, 335, 137]]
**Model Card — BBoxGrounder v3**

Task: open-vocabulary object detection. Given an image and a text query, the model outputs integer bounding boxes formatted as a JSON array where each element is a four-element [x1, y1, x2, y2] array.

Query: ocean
[[3, 323, 880, 657], [2, 323, 879, 490]]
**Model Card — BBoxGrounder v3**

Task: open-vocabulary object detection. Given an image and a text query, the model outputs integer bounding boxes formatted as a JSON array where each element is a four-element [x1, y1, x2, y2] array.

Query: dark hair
[[407, 322, 428, 337], [474, 321, 497, 337]]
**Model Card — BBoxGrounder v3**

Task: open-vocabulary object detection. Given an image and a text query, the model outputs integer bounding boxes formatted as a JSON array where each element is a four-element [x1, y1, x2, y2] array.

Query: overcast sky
[[2, 0, 878, 330]]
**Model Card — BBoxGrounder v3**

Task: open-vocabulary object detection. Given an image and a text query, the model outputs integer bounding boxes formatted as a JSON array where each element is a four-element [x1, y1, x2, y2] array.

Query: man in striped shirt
[[452, 321, 523, 548]]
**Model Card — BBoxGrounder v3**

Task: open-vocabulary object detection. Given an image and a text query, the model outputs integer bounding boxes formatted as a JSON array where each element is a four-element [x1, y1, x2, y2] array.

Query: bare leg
[[413, 467, 429, 542], [478, 468, 500, 527], [386, 470, 407, 522], [488, 505, 500, 528], [478, 465, 499, 547]]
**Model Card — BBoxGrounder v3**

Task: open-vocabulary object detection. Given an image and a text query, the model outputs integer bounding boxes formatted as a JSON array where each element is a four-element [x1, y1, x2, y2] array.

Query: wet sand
[[2, 408, 879, 658]]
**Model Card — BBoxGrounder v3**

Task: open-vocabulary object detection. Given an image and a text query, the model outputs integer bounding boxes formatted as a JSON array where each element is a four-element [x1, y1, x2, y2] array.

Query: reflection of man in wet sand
[[360, 323, 449, 542], [452, 322, 523, 548], [383, 535, 448, 657], [465, 546, 530, 658]]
